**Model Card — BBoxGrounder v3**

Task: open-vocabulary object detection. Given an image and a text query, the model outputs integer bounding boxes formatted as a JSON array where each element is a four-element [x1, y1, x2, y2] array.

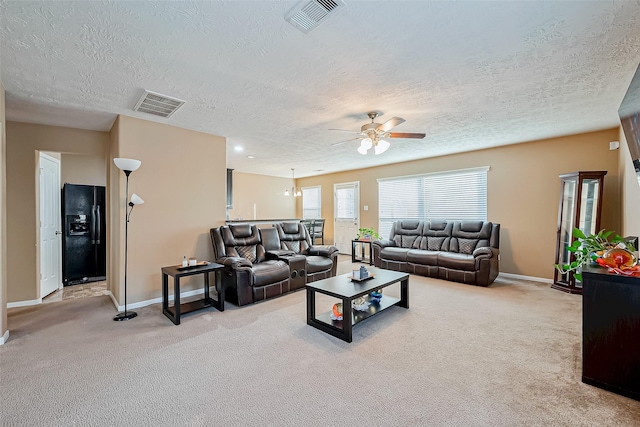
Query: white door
[[334, 181, 359, 254], [39, 153, 62, 298]]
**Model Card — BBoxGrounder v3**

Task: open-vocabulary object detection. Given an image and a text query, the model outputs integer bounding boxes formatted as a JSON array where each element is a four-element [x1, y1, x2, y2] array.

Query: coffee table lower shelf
[[314, 295, 400, 327]]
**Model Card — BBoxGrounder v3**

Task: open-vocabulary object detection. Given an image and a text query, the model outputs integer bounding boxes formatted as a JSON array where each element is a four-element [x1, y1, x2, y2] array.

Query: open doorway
[[37, 152, 108, 304]]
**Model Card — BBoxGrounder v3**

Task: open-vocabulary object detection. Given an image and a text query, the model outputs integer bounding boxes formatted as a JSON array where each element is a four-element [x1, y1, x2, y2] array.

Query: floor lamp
[[113, 157, 144, 321]]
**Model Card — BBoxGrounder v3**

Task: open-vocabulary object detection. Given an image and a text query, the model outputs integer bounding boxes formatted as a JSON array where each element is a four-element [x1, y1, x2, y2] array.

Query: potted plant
[[555, 228, 636, 281], [356, 227, 380, 241]]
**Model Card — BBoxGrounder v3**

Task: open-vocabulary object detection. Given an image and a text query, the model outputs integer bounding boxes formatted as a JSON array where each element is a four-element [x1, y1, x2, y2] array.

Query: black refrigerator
[[62, 183, 106, 286]]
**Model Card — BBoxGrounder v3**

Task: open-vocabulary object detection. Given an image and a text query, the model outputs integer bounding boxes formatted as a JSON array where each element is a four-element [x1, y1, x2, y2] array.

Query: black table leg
[[399, 277, 409, 308], [342, 296, 353, 343], [173, 276, 181, 325], [203, 270, 210, 302], [214, 270, 225, 312], [162, 273, 168, 312], [306, 288, 316, 325]]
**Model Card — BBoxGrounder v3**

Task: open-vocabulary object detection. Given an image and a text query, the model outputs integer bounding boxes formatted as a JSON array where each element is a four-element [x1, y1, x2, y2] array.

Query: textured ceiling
[[1, 1, 640, 178]]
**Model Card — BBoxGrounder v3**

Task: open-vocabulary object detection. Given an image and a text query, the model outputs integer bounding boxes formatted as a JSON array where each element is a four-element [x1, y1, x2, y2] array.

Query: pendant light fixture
[[284, 168, 302, 197]]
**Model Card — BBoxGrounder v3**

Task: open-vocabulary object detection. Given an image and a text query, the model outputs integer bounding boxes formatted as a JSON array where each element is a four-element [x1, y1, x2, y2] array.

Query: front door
[[39, 152, 62, 298], [333, 181, 359, 254]]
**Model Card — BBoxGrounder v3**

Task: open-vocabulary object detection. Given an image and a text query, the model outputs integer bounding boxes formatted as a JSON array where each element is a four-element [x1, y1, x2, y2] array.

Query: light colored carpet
[[3, 262, 640, 426]]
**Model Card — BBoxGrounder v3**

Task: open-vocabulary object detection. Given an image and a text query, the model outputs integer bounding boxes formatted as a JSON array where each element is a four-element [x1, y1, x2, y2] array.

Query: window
[[302, 186, 322, 219], [378, 167, 489, 238]]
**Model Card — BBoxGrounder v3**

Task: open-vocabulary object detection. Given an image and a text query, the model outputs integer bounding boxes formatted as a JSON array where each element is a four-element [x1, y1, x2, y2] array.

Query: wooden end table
[[161, 262, 224, 325], [352, 239, 373, 265]]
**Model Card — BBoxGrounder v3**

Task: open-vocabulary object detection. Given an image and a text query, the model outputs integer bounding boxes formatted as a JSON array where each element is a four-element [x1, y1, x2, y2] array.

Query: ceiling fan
[[330, 112, 426, 155]]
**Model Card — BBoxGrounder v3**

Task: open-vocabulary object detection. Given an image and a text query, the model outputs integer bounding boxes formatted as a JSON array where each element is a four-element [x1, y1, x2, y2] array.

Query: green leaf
[[573, 228, 587, 239], [574, 273, 583, 281]]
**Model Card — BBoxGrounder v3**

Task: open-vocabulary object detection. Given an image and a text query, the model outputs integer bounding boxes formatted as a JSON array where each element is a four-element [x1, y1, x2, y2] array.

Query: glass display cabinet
[[552, 171, 607, 294]]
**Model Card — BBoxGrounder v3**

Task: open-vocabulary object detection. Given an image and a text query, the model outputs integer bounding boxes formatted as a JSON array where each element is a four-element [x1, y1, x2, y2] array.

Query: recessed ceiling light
[[247, 155, 255, 159], [234, 146, 243, 152]]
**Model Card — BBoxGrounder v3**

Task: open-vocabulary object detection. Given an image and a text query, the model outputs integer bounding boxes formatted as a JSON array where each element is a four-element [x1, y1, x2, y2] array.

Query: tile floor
[[43, 281, 108, 303]]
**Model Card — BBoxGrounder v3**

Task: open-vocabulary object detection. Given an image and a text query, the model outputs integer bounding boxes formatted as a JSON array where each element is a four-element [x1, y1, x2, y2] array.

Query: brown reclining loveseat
[[210, 222, 338, 306], [372, 220, 500, 286]]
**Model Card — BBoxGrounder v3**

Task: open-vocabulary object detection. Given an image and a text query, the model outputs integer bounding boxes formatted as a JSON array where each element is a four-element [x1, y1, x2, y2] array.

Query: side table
[[161, 262, 224, 325], [352, 239, 373, 265]]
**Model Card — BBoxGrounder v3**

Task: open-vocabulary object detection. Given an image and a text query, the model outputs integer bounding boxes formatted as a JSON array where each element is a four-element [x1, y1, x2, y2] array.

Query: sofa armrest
[[372, 239, 395, 267], [372, 239, 395, 249], [266, 250, 295, 260], [307, 245, 339, 257], [472, 247, 498, 259], [217, 256, 253, 269]]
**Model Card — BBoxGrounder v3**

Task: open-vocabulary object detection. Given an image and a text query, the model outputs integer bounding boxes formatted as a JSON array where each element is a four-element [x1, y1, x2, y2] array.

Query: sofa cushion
[[380, 247, 410, 262], [438, 252, 476, 271], [449, 221, 493, 254], [457, 238, 478, 255], [221, 224, 266, 263], [306, 255, 333, 273], [406, 249, 439, 265], [251, 261, 290, 287], [275, 222, 312, 254], [427, 236, 446, 251], [393, 235, 419, 248], [389, 220, 423, 248]]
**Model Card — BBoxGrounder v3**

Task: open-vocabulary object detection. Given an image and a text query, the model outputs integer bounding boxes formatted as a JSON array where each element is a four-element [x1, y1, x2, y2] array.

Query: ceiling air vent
[[285, 0, 346, 33], [133, 90, 185, 118]]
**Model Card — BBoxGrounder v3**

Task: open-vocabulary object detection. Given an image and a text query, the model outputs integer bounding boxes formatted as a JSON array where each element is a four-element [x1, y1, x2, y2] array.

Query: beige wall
[[6, 122, 109, 302], [619, 126, 640, 238], [296, 128, 623, 279], [110, 115, 226, 304], [228, 171, 296, 221], [1, 83, 7, 340], [61, 154, 107, 187]]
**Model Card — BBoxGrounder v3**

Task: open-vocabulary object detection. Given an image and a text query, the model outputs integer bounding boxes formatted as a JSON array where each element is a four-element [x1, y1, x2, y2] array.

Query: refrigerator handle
[[90, 205, 96, 244], [95, 205, 101, 245]]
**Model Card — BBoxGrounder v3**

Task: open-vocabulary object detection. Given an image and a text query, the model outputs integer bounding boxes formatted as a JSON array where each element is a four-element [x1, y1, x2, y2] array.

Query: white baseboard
[[498, 272, 553, 284], [0, 329, 9, 345], [109, 289, 205, 312], [7, 298, 42, 309]]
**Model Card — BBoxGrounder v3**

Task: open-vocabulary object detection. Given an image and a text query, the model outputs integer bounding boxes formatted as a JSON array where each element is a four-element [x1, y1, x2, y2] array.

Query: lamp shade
[[114, 158, 141, 172], [130, 193, 145, 205], [361, 138, 373, 150], [357, 144, 369, 155], [374, 139, 390, 155]]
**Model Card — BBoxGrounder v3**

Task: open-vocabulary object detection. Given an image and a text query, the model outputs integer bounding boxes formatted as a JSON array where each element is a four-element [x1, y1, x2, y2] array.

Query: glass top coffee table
[[306, 267, 409, 343]]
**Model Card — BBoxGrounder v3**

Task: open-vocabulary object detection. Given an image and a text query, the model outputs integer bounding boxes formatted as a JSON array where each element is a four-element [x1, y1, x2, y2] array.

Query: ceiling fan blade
[[378, 117, 406, 132], [329, 128, 363, 134], [389, 132, 426, 139], [330, 137, 360, 146]]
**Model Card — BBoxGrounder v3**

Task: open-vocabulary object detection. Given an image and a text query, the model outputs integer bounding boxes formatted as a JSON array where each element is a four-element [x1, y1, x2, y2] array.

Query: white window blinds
[[302, 186, 322, 219], [377, 167, 489, 239]]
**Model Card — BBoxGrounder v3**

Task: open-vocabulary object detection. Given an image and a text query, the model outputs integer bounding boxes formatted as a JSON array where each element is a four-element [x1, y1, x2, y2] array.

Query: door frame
[[333, 181, 360, 254], [37, 151, 62, 299]]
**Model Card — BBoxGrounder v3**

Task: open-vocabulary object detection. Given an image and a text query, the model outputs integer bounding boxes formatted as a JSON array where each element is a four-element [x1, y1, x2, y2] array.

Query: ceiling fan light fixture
[[374, 139, 390, 155], [357, 144, 369, 155], [361, 138, 373, 150]]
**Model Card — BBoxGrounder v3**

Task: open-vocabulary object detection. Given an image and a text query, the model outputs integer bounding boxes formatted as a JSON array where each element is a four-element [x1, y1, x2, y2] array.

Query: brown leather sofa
[[372, 220, 500, 286], [210, 222, 339, 306]]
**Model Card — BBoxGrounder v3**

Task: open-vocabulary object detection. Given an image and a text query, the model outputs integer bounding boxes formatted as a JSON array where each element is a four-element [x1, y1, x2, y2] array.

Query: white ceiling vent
[[133, 90, 185, 118], [285, 0, 346, 33]]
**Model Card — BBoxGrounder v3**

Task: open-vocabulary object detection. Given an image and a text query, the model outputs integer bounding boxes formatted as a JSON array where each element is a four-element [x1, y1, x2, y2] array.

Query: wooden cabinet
[[552, 171, 606, 294], [582, 267, 640, 401]]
